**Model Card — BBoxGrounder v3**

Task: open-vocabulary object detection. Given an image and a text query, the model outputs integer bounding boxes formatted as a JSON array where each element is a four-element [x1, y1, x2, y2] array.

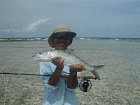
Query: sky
[[0, 0, 140, 38]]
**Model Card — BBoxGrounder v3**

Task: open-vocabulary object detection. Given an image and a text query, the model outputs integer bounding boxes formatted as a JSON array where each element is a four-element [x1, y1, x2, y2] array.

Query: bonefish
[[33, 49, 104, 80]]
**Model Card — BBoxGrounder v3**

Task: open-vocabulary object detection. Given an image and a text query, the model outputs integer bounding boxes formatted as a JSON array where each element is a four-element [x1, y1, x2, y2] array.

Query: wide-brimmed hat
[[48, 24, 76, 47]]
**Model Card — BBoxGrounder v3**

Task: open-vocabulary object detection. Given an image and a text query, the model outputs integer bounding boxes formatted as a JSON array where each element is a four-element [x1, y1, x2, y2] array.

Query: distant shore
[[0, 40, 47, 42], [0, 38, 48, 42]]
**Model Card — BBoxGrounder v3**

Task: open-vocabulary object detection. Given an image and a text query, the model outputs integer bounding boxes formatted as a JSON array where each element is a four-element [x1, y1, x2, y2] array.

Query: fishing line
[[0, 72, 51, 76]]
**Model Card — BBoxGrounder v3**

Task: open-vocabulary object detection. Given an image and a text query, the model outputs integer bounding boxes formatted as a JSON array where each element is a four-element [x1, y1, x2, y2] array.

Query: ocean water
[[0, 38, 140, 105]]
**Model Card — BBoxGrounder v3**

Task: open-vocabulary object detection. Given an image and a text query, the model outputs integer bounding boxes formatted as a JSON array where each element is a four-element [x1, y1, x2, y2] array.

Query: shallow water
[[0, 39, 140, 105]]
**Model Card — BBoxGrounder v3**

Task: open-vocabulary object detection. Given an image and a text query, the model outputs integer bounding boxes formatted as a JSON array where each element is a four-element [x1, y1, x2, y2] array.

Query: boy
[[40, 25, 84, 105]]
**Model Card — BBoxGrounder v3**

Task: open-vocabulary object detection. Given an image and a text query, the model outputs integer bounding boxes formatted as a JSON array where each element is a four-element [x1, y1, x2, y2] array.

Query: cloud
[[0, 17, 51, 37], [24, 18, 51, 32]]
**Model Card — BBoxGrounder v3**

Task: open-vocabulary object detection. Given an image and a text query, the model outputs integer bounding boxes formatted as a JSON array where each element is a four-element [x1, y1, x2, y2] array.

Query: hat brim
[[48, 32, 76, 47], [52, 32, 76, 37]]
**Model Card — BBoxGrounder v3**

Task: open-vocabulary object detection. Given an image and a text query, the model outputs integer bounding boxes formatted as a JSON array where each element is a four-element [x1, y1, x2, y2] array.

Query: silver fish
[[33, 49, 104, 80]]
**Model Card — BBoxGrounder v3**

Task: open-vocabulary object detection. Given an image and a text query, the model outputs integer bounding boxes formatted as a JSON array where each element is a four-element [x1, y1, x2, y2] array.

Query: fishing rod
[[0, 72, 96, 92], [0, 72, 96, 79]]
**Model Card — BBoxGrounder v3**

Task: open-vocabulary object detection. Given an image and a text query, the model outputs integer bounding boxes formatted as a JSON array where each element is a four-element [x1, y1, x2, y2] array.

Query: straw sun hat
[[48, 24, 76, 47]]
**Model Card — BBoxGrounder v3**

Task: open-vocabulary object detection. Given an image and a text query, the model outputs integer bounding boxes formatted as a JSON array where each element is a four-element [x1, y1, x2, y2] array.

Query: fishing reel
[[79, 76, 92, 92]]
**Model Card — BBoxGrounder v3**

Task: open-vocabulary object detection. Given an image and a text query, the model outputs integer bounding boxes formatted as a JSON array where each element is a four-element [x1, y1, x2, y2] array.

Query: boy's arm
[[67, 64, 84, 89], [48, 57, 64, 86]]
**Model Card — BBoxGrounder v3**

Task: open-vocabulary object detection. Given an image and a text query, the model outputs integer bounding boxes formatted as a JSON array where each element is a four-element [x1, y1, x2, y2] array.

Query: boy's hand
[[70, 64, 85, 72], [51, 57, 64, 68]]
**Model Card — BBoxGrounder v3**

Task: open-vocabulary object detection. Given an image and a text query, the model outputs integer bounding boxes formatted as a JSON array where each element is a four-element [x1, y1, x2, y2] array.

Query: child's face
[[52, 35, 72, 50]]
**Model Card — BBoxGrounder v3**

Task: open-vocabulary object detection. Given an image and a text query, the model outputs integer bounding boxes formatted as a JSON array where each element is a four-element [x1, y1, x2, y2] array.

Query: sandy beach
[[0, 39, 140, 105]]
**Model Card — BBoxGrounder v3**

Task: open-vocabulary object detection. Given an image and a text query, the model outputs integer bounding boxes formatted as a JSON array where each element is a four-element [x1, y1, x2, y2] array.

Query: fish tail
[[91, 69, 100, 80]]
